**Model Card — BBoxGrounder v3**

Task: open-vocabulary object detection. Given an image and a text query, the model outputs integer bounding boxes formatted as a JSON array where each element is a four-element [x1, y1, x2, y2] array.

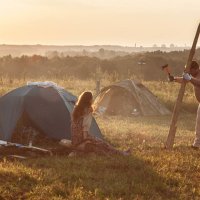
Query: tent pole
[[165, 23, 200, 149]]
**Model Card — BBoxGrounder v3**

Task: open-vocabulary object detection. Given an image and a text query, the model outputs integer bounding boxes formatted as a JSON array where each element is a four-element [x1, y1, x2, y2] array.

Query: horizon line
[[0, 43, 196, 48]]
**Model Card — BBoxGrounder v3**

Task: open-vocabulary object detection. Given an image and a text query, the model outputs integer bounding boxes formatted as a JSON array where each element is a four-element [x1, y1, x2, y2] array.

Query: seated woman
[[71, 91, 130, 156]]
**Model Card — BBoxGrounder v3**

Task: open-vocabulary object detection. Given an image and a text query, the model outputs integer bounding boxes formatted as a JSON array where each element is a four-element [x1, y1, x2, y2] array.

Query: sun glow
[[0, 0, 199, 46]]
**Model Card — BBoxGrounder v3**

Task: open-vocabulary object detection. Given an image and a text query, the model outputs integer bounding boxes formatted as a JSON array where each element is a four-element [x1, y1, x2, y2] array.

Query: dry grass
[[0, 76, 200, 199]]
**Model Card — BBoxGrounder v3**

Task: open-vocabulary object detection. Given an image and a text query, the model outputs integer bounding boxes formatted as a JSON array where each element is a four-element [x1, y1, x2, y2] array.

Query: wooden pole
[[165, 23, 200, 149], [96, 80, 100, 96]]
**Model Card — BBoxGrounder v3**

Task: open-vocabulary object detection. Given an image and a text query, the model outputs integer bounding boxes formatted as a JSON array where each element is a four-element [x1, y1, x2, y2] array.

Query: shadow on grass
[[0, 170, 38, 200], [18, 154, 180, 199]]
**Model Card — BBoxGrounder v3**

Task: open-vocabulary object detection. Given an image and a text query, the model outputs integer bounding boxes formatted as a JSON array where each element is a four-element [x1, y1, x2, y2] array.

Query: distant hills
[[0, 44, 193, 57]]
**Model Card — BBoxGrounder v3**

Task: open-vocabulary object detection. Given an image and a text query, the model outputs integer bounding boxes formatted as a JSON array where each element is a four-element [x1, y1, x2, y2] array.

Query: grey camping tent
[[93, 79, 171, 116], [0, 85, 103, 141]]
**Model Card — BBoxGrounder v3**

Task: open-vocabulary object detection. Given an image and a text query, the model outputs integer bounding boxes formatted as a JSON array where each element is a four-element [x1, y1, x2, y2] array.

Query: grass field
[[0, 77, 200, 200]]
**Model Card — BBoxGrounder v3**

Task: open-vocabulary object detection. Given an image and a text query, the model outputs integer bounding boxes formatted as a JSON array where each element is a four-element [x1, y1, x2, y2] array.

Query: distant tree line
[[0, 48, 199, 81], [45, 48, 129, 59]]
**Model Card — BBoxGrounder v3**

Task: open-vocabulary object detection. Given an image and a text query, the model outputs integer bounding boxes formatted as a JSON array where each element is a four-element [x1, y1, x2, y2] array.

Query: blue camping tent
[[0, 85, 103, 141]]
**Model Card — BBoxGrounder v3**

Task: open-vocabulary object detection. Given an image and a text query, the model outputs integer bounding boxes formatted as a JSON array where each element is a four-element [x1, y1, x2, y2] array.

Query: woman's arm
[[82, 112, 93, 137]]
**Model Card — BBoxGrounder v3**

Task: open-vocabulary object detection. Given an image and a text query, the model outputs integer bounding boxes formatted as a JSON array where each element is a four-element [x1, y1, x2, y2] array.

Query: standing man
[[175, 61, 200, 148]]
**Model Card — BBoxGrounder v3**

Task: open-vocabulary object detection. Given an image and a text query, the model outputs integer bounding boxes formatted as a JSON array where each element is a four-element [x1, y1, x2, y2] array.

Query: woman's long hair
[[72, 91, 93, 121]]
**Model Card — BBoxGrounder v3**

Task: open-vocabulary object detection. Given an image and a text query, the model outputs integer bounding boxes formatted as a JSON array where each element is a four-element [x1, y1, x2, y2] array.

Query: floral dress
[[71, 117, 84, 146], [71, 110, 123, 155]]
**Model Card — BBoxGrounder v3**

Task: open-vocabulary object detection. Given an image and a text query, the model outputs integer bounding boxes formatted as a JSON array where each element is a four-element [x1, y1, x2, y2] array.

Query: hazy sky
[[0, 0, 199, 46]]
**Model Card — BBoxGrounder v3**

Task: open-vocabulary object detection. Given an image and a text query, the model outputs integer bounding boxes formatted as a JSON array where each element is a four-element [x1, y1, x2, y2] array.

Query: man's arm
[[168, 74, 190, 84], [167, 74, 183, 83], [174, 77, 183, 84], [190, 77, 200, 86], [182, 73, 200, 86]]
